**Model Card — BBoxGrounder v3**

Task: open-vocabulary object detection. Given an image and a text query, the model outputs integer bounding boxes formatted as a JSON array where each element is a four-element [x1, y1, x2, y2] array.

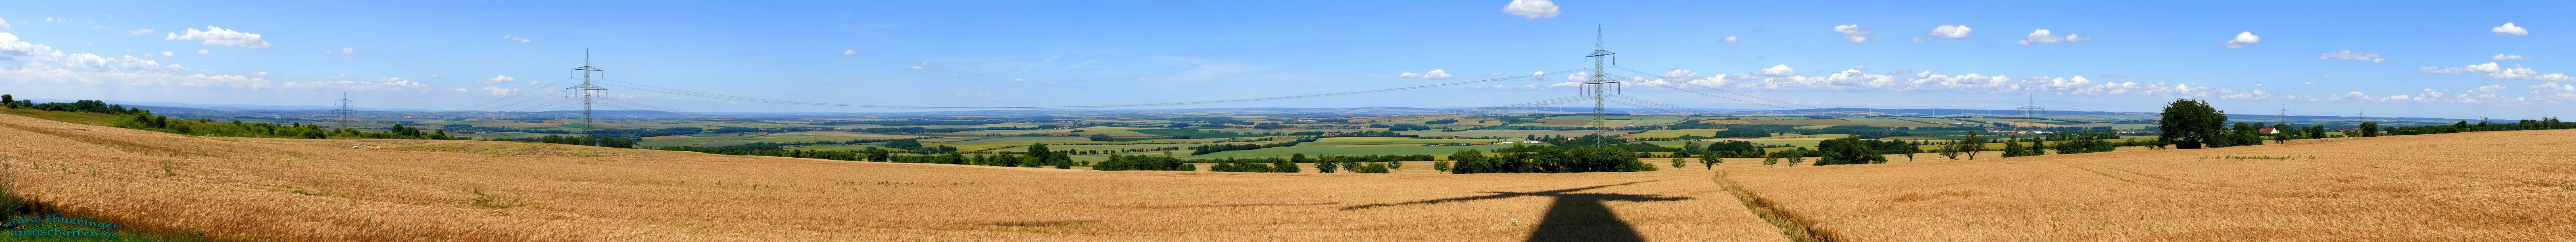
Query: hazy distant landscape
[[5, 1, 2576, 241]]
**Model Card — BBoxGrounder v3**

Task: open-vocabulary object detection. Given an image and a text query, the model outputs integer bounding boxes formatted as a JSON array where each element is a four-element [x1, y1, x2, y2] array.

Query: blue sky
[[3, 1, 2572, 119]]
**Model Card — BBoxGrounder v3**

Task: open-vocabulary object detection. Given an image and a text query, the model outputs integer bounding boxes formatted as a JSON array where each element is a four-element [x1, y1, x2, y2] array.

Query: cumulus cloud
[[2495, 54, 2530, 60], [1832, 25, 1880, 43], [164, 26, 270, 48], [1925, 25, 1971, 39], [325, 47, 356, 55], [1721, 36, 1738, 44], [194, 49, 209, 55], [1757, 65, 1797, 76], [0, 17, 8, 31], [501, 35, 532, 43], [2317, 50, 2386, 63], [2016, 29, 2090, 45], [2493, 23, 2528, 35], [126, 28, 153, 35], [476, 87, 518, 96], [2415, 61, 2576, 83], [903, 62, 931, 70], [2221, 32, 2261, 48], [1396, 69, 1454, 79], [1501, 0, 1560, 19], [842, 49, 864, 56], [476, 75, 517, 84]]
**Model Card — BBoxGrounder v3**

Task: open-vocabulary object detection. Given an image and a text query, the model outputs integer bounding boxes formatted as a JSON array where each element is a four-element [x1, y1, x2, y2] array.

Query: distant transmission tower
[[1580, 24, 1621, 146], [334, 91, 355, 127], [566, 48, 609, 140], [2017, 92, 2043, 130], [2277, 104, 2289, 124]]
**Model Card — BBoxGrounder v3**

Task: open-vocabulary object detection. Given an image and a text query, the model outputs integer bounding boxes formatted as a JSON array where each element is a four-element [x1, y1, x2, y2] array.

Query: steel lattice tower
[[2277, 104, 2289, 124], [567, 49, 609, 139], [2017, 92, 2043, 130], [334, 91, 354, 127], [1581, 24, 1620, 146]]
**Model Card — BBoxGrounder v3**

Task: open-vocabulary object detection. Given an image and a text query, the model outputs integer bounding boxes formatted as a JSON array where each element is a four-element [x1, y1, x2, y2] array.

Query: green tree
[[1698, 155, 1722, 170], [1051, 152, 1073, 169], [2359, 122, 2379, 137], [1669, 158, 1685, 168], [1026, 143, 1053, 167], [1960, 130, 1986, 160], [1314, 156, 1339, 173], [2271, 123, 2293, 144], [2001, 139, 2026, 157], [1431, 161, 1451, 172], [2157, 99, 2227, 149], [1449, 149, 1486, 174], [1816, 137, 1886, 165]]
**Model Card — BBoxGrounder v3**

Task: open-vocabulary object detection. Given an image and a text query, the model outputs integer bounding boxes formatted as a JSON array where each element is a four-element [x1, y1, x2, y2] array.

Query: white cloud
[[2303, 81, 2315, 86], [194, 49, 209, 55], [1659, 68, 1700, 80], [501, 35, 532, 43], [842, 49, 864, 56], [1925, 25, 1971, 39], [2493, 23, 2528, 35], [1832, 25, 1879, 43], [1011, 78, 1024, 82], [163, 26, 270, 48], [476, 87, 518, 96], [2016, 29, 2090, 45], [2317, 50, 2386, 63], [0, 17, 8, 31], [158, 51, 173, 57], [2420, 62, 2501, 74], [476, 75, 517, 84], [2222, 32, 2260, 48], [904, 62, 931, 70], [325, 47, 356, 55], [126, 28, 153, 35], [1721, 36, 1738, 44], [2494, 54, 2530, 60], [2415, 61, 2576, 81], [1757, 65, 1797, 76], [1501, 0, 1560, 19], [1396, 69, 1454, 79], [42, 18, 68, 23]]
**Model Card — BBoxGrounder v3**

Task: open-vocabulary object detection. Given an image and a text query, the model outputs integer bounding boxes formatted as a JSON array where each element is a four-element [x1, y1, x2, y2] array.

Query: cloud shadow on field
[[1337, 179, 1690, 242]]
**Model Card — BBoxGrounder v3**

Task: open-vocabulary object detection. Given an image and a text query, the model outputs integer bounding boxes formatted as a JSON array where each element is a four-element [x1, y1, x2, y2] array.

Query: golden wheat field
[[4, 111, 2574, 241], [1720, 129, 2576, 241], [0, 114, 1785, 241]]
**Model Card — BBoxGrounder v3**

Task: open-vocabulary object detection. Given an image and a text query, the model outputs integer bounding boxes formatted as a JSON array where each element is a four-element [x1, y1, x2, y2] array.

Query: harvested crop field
[[0, 114, 1782, 242], [3, 112, 2571, 241], [1718, 129, 2576, 241]]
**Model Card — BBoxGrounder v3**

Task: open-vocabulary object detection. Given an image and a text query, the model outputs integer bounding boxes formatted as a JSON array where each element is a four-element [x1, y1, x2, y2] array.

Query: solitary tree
[[1698, 155, 1722, 170], [2359, 122, 2380, 137], [2157, 99, 2227, 149]]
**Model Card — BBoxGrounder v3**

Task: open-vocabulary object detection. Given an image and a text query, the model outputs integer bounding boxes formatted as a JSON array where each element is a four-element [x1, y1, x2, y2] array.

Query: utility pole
[[2017, 92, 2043, 130], [1581, 24, 1620, 147], [567, 48, 609, 142], [334, 91, 354, 128], [2277, 104, 2289, 124]]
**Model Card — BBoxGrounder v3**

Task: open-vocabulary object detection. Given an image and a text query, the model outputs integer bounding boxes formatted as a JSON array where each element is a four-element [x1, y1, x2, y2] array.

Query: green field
[[1624, 129, 1731, 139]]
